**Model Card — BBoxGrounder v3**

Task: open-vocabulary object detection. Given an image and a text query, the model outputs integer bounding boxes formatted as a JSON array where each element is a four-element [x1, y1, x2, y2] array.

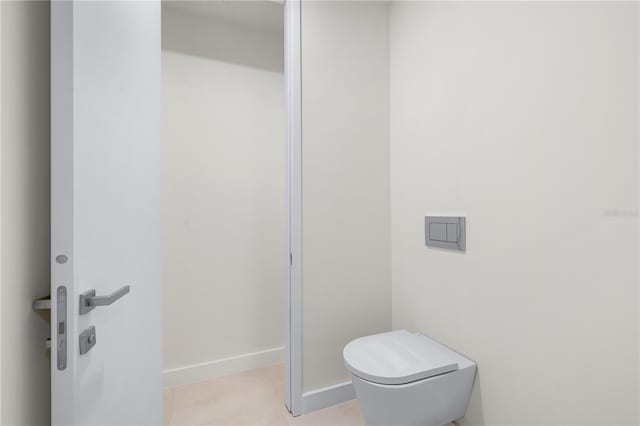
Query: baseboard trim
[[301, 381, 356, 415], [163, 346, 285, 388]]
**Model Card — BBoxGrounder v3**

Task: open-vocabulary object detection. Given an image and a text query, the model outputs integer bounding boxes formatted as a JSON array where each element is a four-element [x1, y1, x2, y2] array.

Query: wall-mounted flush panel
[[425, 216, 465, 251]]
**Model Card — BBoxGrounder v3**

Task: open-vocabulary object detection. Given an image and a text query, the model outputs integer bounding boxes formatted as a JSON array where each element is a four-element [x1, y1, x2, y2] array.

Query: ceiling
[[163, 0, 284, 35]]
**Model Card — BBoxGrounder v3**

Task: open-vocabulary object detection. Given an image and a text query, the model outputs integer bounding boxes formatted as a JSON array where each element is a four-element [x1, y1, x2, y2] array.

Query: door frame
[[285, 0, 303, 416]]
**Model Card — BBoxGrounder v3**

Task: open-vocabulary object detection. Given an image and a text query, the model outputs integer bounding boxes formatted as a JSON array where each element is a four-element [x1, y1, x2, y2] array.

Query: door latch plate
[[79, 326, 96, 355], [57, 286, 67, 369]]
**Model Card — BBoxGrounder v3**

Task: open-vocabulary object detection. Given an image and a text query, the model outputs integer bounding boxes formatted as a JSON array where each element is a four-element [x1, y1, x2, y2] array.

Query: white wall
[[162, 5, 286, 385], [390, 2, 639, 425], [1, 2, 4, 420], [0, 1, 51, 424], [301, 1, 391, 393]]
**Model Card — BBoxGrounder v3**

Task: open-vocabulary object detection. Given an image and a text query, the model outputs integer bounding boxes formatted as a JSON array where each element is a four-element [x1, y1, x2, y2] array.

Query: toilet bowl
[[343, 330, 476, 426]]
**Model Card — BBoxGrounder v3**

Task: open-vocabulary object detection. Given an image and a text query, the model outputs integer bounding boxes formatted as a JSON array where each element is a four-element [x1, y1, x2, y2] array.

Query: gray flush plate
[[79, 326, 97, 355], [425, 216, 466, 251]]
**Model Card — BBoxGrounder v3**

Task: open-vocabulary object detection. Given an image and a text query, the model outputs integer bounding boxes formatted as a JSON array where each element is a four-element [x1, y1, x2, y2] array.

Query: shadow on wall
[[1, 1, 52, 425], [461, 372, 486, 426], [161, 3, 284, 73]]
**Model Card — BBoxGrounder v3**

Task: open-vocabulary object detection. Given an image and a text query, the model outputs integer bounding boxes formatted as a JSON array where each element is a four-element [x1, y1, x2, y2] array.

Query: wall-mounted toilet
[[343, 330, 476, 426]]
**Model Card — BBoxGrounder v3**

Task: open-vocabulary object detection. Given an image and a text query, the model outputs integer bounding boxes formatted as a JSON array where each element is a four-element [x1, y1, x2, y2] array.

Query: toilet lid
[[343, 330, 459, 385]]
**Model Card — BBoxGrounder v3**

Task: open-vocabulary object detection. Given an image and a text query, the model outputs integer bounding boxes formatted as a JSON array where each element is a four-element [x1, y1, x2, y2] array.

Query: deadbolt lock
[[79, 326, 97, 355]]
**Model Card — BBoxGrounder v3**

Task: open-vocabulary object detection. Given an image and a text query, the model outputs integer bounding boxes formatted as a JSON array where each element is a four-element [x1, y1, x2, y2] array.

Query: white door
[[50, 1, 162, 425]]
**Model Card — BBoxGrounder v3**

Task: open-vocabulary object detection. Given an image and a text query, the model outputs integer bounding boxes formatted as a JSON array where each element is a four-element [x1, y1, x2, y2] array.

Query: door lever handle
[[79, 285, 130, 315]]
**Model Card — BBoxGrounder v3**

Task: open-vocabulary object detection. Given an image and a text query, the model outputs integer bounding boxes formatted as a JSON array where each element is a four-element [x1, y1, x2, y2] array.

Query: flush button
[[429, 223, 447, 242], [446, 223, 458, 243]]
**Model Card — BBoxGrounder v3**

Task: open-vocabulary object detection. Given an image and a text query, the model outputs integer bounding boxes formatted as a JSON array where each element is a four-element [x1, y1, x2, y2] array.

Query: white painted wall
[[301, 1, 391, 393], [1, 2, 3, 421], [162, 5, 286, 385], [389, 2, 639, 425], [0, 1, 51, 424]]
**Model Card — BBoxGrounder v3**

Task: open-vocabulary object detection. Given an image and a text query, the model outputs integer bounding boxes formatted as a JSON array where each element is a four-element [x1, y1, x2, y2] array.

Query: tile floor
[[163, 364, 364, 426]]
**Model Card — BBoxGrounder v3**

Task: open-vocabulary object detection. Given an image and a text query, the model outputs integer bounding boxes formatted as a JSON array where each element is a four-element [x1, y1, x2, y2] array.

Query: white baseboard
[[163, 346, 285, 388], [301, 381, 356, 414]]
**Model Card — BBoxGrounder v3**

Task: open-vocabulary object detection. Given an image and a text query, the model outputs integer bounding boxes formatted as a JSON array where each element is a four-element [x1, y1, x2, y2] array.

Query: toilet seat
[[343, 330, 459, 385]]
